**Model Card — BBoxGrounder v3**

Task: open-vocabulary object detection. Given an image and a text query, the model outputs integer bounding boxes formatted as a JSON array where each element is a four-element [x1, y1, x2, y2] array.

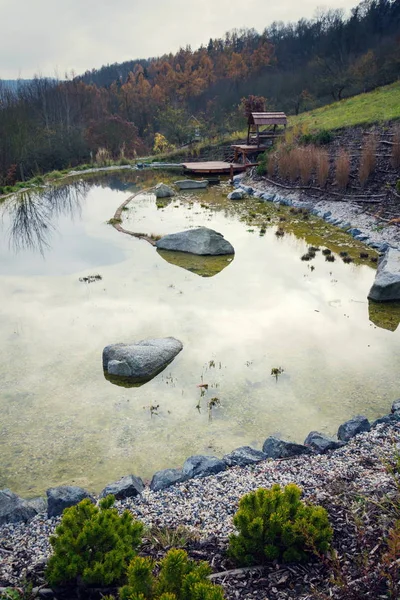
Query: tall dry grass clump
[[392, 126, 400, 169], [335, 149, 351, 190], [358, 133, 378, 186], [298, 146, 314, 185], [267, 152, 278, 177], [287, 147, 301, 182], [315, 148, 330, 187], [277, 146, 292, 180], [95, 147, 112, 166]]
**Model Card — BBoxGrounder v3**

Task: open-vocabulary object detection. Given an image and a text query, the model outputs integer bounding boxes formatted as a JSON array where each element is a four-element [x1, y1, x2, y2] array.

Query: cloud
[[0, 0, 357, 79]]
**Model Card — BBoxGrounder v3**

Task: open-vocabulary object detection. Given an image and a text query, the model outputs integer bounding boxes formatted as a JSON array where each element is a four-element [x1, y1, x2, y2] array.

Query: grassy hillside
[[290, 82, 400, 131]]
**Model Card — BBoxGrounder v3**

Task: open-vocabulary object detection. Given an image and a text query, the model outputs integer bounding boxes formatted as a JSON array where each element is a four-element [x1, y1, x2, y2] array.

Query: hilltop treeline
[[0, 0, 399, 183]]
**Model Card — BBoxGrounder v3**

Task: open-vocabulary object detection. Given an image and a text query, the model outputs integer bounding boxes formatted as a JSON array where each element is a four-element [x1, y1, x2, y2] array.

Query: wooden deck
[[182, 161, 249, 174]]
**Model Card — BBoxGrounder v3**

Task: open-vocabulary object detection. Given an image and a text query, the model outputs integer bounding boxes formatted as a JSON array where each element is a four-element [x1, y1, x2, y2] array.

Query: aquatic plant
[[275, 228, 285, 237], [119, 549, 224, 600], [325, 254, 335, 262], [308, 246, 320, 252], [228, 484, 332, 566], [339, 251, 348, 257], [271, 367, 284, 381], [107, 217, 122, 225], [342, 256, 353, 263], [301, 253, 312, 261], [46, 496, 143, 587], [322, 248, 332, 255], [360, 252, 369, 259]]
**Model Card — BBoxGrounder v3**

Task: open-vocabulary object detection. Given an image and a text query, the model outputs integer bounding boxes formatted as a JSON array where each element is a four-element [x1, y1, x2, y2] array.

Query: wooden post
[[230, 164, 234, 180], [247, 124, 250, 145]]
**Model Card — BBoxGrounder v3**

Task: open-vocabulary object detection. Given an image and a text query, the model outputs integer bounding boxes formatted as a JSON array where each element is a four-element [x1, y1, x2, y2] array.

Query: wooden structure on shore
[[182, 161, 252, 175], [247, 112, 287, 146]]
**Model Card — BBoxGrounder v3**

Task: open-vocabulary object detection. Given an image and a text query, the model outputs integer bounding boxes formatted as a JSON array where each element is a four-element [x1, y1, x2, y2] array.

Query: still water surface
[[0, 172, 398, 496]]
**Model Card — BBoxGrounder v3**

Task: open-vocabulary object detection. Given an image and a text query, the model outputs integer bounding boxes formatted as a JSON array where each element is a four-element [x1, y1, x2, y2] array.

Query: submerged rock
[[368, 248, 400, 302], [223, 446, 267, 467], [262, 436, 310, 459], [100, 475, 144, 499], [174, 180, 208, 190], [0, 489, 44, 525], [150, 469, 188, 492], [47, 486, 94, 518], [155, 183, 175, 198], [103, 337, 183, 384], [182, 455, 226, 479], [304, 431, 345, 454], [156, 227, 234, 256], [368, 299, 400, 331], [392, 399, 400, 413], [337, 415, 371, 442]]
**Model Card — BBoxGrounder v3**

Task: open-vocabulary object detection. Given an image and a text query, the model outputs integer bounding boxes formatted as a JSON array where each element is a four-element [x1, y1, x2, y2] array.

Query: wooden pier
[[182, 161, 252, 175]]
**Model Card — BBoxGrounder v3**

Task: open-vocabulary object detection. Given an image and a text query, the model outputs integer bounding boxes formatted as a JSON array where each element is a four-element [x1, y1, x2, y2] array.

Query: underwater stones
[[46, 486, 94, 518], [304, 431, 345, 454], [156, 227, 234, 256], [99, 475, 144, 499], [368, 248, 400, 302], [174, 180, 208, 190], [155, 183, 175, 198], [223, 446, 267, 467], [262, 437, 310, 459], [103, 337, 183, 384], [0, 489, 43, 525], [150, 469, 188, 492], [228, 189, 247, 200], [337, 415, 371, 442], [182, 455, 226, 479]]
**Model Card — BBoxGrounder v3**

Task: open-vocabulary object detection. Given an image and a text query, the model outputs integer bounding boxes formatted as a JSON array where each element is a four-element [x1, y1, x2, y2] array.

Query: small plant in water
[[308, 246, 320, 252], [271, 366, 284, 381], [208, 397, 220, 410], [339, 251, 348, 257], [325, 254, 335, 262], [360, 252, 369, 259], [322, 248, 331, 255], [275, 227, 285, 237], [342, 256, 353, 264]]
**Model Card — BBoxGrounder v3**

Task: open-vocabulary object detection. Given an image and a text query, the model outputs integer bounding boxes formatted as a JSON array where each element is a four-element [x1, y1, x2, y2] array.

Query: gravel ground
[[1, 422, 399, 599]]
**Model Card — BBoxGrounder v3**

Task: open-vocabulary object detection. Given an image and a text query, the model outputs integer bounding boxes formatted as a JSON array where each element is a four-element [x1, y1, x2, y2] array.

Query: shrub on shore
[[228, 484, 332, 566]]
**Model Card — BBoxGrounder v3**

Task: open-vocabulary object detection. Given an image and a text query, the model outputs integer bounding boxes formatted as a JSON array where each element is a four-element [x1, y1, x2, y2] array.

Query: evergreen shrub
[[228, 484, 332, 565], [119, 548, 224, 600], [46, 495, 143, 588]]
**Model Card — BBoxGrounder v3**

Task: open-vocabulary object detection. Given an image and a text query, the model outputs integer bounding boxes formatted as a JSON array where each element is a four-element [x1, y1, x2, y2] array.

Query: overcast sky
[[1, 0, 358, 79]]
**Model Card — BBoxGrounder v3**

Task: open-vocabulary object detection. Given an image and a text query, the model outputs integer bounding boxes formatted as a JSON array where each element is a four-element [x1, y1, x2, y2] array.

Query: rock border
[[2, 399, 399, 524]]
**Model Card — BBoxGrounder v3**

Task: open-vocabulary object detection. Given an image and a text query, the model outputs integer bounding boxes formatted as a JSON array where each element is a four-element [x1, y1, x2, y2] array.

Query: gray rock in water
[[392, 399, 400, 414], [156, 227, 234, 256], [155, 183, 175, 198], [372, 413, 400, 428], [0, 489, 41, 525], [47, 486, 94, 518], [262, 436, 310, 459], [223, 446, 267, 467], [182, 455, 226, 479], [100, 475, 144, 499], [150, 469, 188, 492], [368, 248, 400, 301], [304, 431, 345, 454], [337, 415, 371, 442], [103, 337, 183, 382], [228, 190, 247, 200]]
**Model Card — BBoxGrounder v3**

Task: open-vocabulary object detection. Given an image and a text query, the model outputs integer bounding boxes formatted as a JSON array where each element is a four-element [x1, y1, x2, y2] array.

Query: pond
[[1, 170, 399, 497]]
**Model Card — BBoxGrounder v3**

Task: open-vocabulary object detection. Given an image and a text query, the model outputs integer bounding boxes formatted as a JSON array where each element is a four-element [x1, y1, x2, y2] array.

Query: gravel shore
[[1, 421, 399, 599]]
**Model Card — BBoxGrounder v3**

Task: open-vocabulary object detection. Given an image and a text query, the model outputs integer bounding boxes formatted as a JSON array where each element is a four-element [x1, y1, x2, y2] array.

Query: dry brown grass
[[392, 126, 400, 169], [277, 147, 292, 180], [315, 147, 330, 187], [95, 147, 112, 166], [335, 149, 351, 190], [298, 146, 314, 185], [359, 133, 378, 186], [287, 147, 300, 182], [267, 152, 278, 177]]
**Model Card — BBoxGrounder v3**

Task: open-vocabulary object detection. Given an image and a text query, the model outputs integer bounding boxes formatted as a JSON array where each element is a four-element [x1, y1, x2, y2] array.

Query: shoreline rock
[[156, 227, 234, 256]]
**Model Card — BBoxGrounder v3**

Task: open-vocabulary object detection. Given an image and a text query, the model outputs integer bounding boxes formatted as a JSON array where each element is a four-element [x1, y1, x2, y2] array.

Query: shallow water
[[0, 171, 399, 497]]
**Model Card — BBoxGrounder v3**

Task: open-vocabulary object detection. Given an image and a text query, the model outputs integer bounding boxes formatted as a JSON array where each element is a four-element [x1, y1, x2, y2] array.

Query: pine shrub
[[228, 484, 332, 566], [119, 548, 224, 600], [46, 495, 143, 588]]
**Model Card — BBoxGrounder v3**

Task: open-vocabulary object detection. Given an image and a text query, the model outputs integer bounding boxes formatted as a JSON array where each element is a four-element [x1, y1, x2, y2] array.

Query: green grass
[[291, 82, 400, 131]]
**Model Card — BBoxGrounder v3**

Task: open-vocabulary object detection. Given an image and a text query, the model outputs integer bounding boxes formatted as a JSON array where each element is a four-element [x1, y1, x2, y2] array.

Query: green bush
[[300, 130, 333, 146], [119, 548, 224, 600], [256, 151, 268, 176], [396, 179, 400, 194], [228, 484, 332, 565], [46, 495, 143, 588]]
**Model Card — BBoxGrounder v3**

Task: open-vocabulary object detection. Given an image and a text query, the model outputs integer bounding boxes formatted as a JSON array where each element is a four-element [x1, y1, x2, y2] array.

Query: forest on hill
[[0, 0, 399, 183]]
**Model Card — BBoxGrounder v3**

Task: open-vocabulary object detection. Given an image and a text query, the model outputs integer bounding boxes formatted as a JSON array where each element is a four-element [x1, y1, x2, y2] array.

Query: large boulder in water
[[155, 183, 175, 198], [368, 248, 400, 302], [103, 337, 183, 384], [156, 227, 234, 256]]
